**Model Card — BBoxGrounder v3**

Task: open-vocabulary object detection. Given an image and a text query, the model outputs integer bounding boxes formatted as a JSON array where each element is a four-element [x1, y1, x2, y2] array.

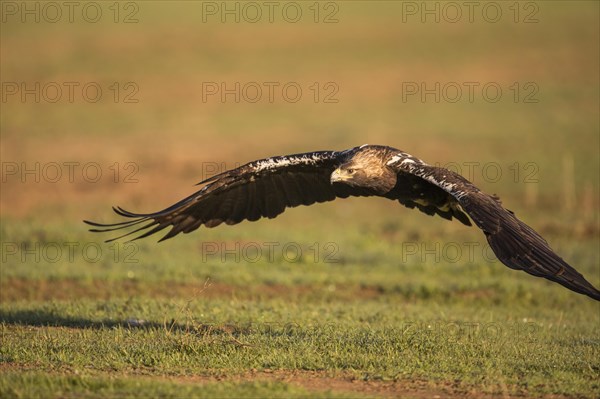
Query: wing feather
[[85, 145, 600, 301], [390, 156, 600, 301], [224, 186, 247, 225], [84, 149, 370, 242]]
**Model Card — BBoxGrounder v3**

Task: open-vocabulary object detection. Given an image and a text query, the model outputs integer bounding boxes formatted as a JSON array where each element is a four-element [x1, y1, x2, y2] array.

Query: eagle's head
[[330, 146, 397, 194]]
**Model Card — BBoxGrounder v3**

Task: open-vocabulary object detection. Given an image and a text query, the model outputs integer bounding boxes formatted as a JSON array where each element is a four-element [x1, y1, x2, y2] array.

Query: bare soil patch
[[0, 363, 571, 399]]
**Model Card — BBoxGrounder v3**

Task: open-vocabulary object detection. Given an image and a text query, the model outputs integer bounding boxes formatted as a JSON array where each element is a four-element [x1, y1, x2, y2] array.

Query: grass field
[[1, 1, 599, 398]]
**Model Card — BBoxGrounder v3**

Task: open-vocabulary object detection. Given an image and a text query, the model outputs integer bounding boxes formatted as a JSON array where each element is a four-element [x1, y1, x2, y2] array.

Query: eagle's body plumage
[[86, 145, 600, 301]]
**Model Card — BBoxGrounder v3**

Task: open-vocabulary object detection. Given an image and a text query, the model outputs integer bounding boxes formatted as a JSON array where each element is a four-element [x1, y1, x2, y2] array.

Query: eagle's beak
[[330, 168, 345, 184]]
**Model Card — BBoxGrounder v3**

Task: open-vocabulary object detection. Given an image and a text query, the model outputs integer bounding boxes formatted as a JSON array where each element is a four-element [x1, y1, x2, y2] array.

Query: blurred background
[[1, 1, 598, 295], [2, 3, 599, 396]]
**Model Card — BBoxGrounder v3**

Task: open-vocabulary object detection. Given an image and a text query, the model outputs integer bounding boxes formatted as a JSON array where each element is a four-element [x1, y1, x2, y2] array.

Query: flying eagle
[[85, 145, 600, 301]]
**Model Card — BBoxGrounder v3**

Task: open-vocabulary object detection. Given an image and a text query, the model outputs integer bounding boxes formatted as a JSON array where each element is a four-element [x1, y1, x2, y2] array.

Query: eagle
[[85, 144, 600, 301]]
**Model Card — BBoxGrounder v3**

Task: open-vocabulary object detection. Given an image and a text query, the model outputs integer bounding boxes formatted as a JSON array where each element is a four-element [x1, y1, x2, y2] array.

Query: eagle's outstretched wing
[[86, 145, 599, 301], [388, 153, 600, 301], [84, 149, 375, 242]]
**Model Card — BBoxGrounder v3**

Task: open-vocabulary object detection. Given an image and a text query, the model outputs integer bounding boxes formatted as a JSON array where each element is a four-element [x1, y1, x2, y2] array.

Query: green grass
[[0, 372, 349, 399], [1, 222, 599, 397], [1, 292, 599, 397], [1, 1, 599, 398]]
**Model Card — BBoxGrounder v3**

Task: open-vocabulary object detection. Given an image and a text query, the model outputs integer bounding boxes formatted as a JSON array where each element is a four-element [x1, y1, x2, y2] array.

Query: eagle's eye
[[346, 168, 354, 174]]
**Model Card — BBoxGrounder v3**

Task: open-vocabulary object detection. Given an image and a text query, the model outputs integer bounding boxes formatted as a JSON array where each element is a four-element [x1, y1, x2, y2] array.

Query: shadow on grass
[[0, 309, 223, 334], [0, 309, 328, 340]]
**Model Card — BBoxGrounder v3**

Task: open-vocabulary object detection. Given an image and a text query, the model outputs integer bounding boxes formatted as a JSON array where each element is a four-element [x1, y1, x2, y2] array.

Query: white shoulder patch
[[254, 158, 290, 172], [386, 152, 424, 166], [253, 152, 334, 173], [386, 154, 403, 165]]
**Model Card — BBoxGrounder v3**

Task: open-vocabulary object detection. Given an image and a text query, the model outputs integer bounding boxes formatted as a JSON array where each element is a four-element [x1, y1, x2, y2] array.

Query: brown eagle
[[85, 144, 600, 301]]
